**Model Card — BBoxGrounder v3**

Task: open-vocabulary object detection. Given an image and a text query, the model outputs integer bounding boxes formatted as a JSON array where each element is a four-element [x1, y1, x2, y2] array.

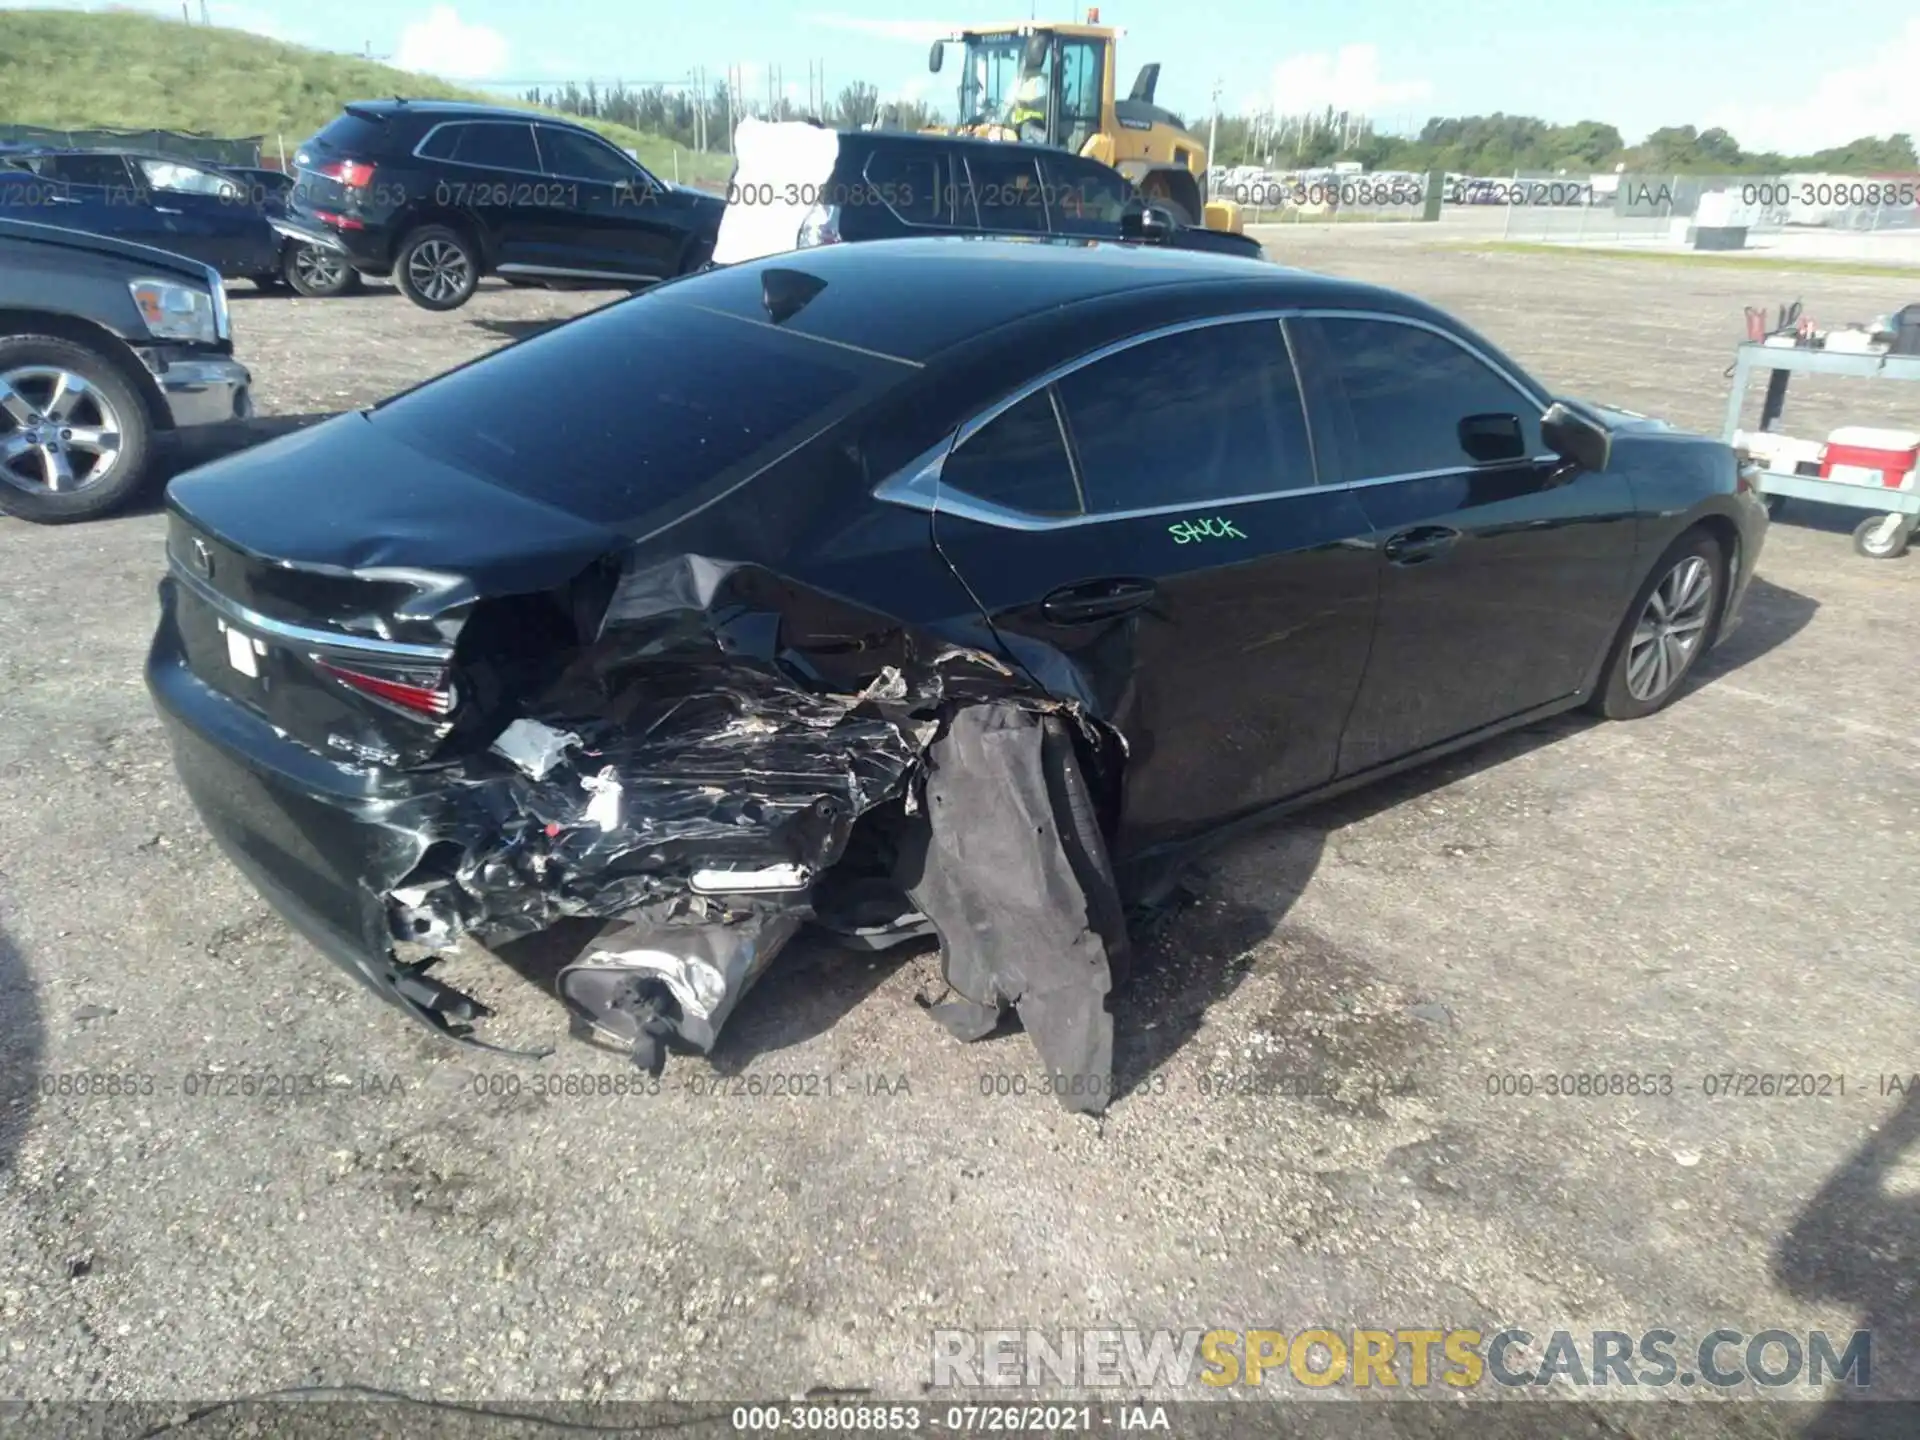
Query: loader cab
[[933, 24, 1113, 158]]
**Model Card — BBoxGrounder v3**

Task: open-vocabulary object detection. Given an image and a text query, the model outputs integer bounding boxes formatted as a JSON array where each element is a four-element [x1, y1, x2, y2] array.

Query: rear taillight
[[311, 209, 365, 231], [796, 203, 841, 247], [316, 658, 457, 719], [317, 158, 377, 188]]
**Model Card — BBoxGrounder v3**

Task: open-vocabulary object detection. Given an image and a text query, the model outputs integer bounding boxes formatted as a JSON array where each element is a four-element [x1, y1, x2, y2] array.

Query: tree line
[[526, 79, 1916, 177]]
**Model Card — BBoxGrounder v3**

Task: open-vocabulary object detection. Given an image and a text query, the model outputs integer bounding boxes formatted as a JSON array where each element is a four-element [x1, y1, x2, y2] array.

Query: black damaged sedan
[[147, 237, 1766, 1111]]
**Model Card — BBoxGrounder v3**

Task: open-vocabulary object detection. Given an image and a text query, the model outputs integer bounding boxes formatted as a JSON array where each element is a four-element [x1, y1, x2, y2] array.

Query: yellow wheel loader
[[925, 10, 1243, 234]]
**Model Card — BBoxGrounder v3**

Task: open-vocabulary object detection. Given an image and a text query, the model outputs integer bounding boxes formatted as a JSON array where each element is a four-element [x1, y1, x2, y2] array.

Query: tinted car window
[[371, 299, 901, 527], [136, 158, 233, 196], [42, 154, 133, 188], [1040, 154, 1129, 230], [1056, 319, 1313, 513], [311, 111, 398, 155], [452, 123, 539, 172], [537, 127, 642, 183], [1317, 317, 1543, 478], [859, 145, 944, 226], [415, 124, 462, 160], [962, 153, 1047, 233], [941, 390, 1081, 517]]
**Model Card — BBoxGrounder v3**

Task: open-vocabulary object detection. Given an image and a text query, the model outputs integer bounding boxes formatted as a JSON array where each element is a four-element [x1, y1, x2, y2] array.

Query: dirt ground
[[1, 224, 1917, 1437]]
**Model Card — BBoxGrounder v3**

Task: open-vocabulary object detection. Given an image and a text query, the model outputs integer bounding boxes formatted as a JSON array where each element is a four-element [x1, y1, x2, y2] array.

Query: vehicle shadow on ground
[[466, 317, 568, 345], [123, 411, 342, 518], [0, 920, 45, 1183], [224, 286, 398, 303], [1775, 1087, 1920, 1434], [478, 571, 1821, 1091]]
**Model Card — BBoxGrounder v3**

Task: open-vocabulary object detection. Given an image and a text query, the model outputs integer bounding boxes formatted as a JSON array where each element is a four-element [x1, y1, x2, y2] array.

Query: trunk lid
[[164, 412, 619, 770]]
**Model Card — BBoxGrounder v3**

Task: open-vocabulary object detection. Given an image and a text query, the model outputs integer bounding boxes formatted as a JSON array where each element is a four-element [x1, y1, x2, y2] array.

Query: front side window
[[962, 153, 1048, 233], [44, 153, 135, 189], [1055, 319, 1315, 513], [1040, 154, 1129, 231], [1314, 317, 1543, 478], [940, 389, 1082, 517], [537, 127, 646, 185], [135, 159, 231, 197]]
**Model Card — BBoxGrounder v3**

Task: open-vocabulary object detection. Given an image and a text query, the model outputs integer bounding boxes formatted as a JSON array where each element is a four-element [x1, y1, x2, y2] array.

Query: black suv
[[712, 124, 1266, 265], [278, 100, 726, 312]]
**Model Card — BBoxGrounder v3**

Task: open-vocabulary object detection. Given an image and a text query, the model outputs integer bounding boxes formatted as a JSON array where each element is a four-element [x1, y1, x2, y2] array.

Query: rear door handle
[[1041, 577, 1158, 625], [1382, 525, 1462, 566], [153, 205, 184, 214]]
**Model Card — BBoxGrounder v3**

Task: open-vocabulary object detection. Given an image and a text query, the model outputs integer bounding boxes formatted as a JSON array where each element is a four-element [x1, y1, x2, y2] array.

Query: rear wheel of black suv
[[0, 334, 154, 524], [394, 224, 480, 311]]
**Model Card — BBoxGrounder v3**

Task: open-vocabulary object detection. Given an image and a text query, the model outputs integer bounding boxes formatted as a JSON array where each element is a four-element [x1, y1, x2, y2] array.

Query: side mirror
[[1458, 412, 1526, 464], [1121, 198, 1177, 242], [928, 41, 944, 73], [1541, 401, 1612, 472]]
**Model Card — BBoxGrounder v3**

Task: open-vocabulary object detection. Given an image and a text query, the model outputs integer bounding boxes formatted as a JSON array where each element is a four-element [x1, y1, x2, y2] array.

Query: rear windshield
[[308, 111, 395, 156], [370, 293, 903, 526]]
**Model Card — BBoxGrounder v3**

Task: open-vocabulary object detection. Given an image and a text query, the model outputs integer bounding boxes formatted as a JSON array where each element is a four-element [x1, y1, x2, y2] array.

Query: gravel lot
[[2, 226, 1918, 1434]]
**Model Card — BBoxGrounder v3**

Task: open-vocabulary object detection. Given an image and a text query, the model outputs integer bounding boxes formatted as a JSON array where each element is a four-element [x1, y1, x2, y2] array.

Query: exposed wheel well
[[1134, 168, 1202, 225], [0, 310, 173, 433]]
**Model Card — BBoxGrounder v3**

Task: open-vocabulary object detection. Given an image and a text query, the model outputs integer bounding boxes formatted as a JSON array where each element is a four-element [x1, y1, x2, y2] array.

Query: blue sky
[[24, 0, 1920, 151]]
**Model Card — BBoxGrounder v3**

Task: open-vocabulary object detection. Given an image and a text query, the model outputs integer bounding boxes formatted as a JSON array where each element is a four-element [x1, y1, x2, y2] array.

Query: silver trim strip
[[496, 262, 659, 282], [167, 552, 455, 664], [872, 306, 1555, 532]]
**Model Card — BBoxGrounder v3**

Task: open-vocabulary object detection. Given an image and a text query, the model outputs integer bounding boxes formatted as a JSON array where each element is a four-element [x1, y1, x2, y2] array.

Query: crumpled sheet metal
[[894, 704, 1133, 1116]]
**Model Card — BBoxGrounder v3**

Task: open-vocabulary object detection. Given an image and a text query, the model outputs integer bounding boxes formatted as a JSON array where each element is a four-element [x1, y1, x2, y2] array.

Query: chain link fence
[[0, 125, 263, 167]]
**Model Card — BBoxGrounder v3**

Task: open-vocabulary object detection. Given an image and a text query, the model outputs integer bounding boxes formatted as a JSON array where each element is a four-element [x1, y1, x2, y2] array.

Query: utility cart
[[1722, 341, 1920, 559]]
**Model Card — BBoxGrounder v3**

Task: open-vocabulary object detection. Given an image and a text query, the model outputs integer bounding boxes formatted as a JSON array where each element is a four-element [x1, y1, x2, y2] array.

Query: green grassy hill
[[0, 8, 731, 185]]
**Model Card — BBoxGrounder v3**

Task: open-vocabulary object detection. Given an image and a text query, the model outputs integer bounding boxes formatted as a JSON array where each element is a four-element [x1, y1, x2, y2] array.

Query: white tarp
[[711, 118, 843, 267]]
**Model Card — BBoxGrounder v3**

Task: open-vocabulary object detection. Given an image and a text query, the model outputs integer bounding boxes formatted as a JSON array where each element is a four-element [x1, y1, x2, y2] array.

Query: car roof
[[675, 235, 1418, 364], [338, 98, 600, 130]]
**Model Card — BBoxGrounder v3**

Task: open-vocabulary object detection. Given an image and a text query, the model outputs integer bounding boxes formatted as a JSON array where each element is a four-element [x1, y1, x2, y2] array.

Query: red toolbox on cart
[[1820, 427, 1920, 489]]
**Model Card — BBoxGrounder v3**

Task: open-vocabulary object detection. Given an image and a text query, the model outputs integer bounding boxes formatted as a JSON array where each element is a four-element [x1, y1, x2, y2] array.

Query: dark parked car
[[276, 99, 726, 311], [0, 216, 251, 522], [148, 238, 1764, 1107], [0, 149, 313, 288], [712, 119, 1265, 265]]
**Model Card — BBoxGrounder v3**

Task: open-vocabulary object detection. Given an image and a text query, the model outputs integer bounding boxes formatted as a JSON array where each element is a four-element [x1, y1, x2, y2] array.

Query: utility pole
[[1207, 77, 1220, 173]]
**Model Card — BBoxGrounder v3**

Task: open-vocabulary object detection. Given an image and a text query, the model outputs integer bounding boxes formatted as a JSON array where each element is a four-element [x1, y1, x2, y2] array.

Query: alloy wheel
[[0, 366, 124, 496], [407, 239, 471, 304], [294, 246, 348, 291], [1625, 554, 1714, 702]]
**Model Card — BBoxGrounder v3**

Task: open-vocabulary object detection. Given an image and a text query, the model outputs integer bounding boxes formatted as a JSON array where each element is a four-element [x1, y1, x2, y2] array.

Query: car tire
[[1586, 529, 1726, 721], [0, 334, 154, 524], [284, 244, 362, 298], [394, 225, 480, 311]]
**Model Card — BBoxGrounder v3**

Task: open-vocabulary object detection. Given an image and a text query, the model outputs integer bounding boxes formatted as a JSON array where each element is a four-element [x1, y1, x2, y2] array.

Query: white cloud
[[807, 13, 958, 42], [394, 5, 508, 80], [1264, 43, 1430, 118], [1706, 19, 1920, 153]]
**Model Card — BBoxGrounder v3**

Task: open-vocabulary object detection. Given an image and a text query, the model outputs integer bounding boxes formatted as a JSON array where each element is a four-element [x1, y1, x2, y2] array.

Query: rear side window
[[941, 390, 1082, 517], [1056, 319, 1315, 513], [42, 153, 133, 188], [371, 298, 902, 527], [1314, 317, 1543, 479], [962, 153, 1048, 233], [451, 123, 540, 172], [415, 125, 462, 160], [860, 146, 944, 226]]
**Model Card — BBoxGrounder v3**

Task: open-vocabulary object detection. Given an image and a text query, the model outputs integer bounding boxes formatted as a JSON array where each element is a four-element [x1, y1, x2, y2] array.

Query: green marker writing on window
[[1169, 517, 1248, 544]]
